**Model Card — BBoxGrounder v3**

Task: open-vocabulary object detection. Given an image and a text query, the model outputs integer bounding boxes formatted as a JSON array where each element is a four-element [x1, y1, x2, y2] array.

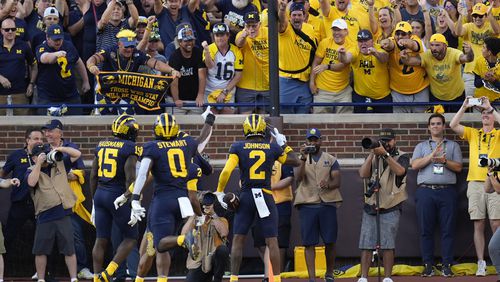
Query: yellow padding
[[293, 246, 326, 273]]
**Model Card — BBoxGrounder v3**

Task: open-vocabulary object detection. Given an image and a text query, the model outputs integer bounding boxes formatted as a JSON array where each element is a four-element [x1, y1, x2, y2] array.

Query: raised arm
[[399, 49, 422, 66], [449, 97, 471, 136], [126, 0, 139, 28], [278, 0, 288, 33], [459, 42, 474, 64]]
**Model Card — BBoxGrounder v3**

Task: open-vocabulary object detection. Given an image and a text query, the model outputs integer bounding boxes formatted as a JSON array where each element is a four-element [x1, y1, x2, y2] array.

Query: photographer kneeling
[[27, 144, 81, 282], [357, 129, 409, 282], [486, 163, 500, 282]]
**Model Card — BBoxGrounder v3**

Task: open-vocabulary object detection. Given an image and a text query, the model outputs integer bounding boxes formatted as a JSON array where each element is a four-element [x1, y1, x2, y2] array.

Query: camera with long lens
[[32, 144, 63, 164], [365, 178, 380, 198], [479, 158, 500, 171], [304, 145, 317, 154], [361, 137, 386, 149]]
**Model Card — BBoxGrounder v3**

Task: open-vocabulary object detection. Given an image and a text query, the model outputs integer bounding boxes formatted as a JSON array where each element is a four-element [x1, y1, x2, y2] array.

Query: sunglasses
[[2, 28, 16, 32], [395, 31, 408, 36], [472, 14, 484, 18]]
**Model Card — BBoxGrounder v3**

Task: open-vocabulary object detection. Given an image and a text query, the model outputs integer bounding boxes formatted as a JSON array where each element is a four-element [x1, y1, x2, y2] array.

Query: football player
[[215, 114, 300, 282], [89, 114, 141, 282]]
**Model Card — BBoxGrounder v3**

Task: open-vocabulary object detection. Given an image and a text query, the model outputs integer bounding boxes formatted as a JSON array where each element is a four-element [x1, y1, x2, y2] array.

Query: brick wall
[[0, 113, 484, 163]]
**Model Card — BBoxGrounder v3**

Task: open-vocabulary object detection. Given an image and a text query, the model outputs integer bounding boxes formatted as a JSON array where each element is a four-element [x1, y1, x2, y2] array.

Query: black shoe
[[441, 264, 453, 277], [325, 275, 335, 281], [421, 264, 435, 277], [262, 278, 269, 282]]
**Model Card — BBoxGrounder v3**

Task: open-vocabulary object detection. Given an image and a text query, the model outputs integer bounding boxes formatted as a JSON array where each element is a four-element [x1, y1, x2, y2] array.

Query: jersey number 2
[[98, 148, 118, 178], [249, 150, 266, 180], [57, 57, 72, 78]]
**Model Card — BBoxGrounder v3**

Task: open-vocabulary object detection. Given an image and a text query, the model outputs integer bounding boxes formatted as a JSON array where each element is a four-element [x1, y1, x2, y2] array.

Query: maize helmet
[[112, 114, 139, 142], [243, 114, 266, 138], [154, 113, 179, 140]]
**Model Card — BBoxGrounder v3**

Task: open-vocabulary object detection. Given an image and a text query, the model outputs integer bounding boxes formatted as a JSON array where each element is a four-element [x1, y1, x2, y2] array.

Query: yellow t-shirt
[[350, 0, 391, 30], [473, 56, 500, 102], [462, 22, 495, 73], [236, 25, 270, 91], [420, 47, 464, 100], [278, 22, 317, 82], [271, 161, 293, 204], [323, 7, 361, 45], [351, 44, 390, 99], [462, 127, 500, 181], [491, 6, 500, 25], [314, 37, 357, 92], [387, 35, 429, 94], [307, 14, 327, 43]]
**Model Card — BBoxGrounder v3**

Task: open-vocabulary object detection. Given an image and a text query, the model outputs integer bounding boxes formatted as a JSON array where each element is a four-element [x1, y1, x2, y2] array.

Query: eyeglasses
[[472, 14, 485, 18], [2, 28, 16, 32], [124, 45, 135, 49], [395, 31, 408, 36]]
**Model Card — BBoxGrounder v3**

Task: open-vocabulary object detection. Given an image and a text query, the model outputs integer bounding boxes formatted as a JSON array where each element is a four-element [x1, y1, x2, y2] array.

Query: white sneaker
[[357, 278, 368, 282], [476, 260, 487, 276], [77, 267, 94, 279], [382, 278, 394, 282], [31, 273, 38, 280]]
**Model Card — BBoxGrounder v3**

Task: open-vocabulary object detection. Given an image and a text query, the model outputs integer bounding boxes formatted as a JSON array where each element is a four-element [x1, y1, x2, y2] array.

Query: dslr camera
[[304, 145, 317, 154], [479, 157, 500, 171], [361, 137, 386, 150], [32, 144, 64, 164]]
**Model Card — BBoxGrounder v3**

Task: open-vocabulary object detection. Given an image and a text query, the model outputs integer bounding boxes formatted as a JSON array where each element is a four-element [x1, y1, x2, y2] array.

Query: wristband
[[131, 194, 140, 201], [283, 145, 293, 154], [327, 64, 331, 70]]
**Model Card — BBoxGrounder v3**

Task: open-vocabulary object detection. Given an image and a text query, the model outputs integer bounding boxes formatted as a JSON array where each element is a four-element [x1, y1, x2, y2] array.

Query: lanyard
[[428, 139, 445, 152], [478, 130, 494, 153]]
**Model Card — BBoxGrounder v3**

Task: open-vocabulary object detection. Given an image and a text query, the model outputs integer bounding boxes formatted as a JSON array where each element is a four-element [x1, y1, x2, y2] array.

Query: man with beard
[[86, 29, 180, 114], [278, 0, 317, 114], [350, 29, 391, 113], [456, 3, 499, 98], [294, 128, 342, 282], [358, 129, 409, 282], [380, 21, 429, 113], [450, 97, 500, 276], [310, 19, 356, 114], [35, 24, 90, 115], [319, 0, 361, 45], [167, 26, 207, 114], [400, 33, 474, 112], [154, 0, 198, 47]]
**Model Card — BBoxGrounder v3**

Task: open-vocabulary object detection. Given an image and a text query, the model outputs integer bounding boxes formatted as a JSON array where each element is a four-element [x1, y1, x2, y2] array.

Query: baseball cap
[[379, 128, 395, 140], [43, 7, 59, 18], [46, 24, 64, 40], [357, 29, 373, 41], [212, 23, 229, 34], [430, 33, 448, 46], [306, 128, 321, 139], [244, 11, 260, 24], [137, 16, 148, 26], [331, 19, 348, 29], [471, 3, 488, 15], [177, 26, 196, 41], [395, 21, 412, 33], [290, 2, 305, 13], [149, 32, 161, 42], [42, 119, 63, 130], [202, 192, 216, 206], [116, 29, 137, 47], [176, 22, 192, 34]]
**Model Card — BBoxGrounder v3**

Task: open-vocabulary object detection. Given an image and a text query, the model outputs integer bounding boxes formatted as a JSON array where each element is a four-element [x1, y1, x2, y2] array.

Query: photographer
[[486, 168, 500, 282], [411, 113, 463, 277], [357, 129, 409, 282], [449, 96, 500, 276], [294, 128, 342, 282], [26, 144, 81, 282]]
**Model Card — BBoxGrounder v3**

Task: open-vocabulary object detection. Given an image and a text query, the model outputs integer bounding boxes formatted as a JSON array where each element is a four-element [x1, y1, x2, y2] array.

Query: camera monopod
[[367, 159, 383, 282]]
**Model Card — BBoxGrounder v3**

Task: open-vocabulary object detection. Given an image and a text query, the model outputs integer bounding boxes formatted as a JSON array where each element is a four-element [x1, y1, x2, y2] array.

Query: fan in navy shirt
[[35, 24, 90, 115]]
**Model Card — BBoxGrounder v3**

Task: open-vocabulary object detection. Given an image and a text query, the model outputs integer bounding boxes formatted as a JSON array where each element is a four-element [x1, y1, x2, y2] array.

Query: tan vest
[[186, 217, 228, 272], [294, 152, 343, 206], [365, 151, 408, 209], [30, 161, 77, 216]]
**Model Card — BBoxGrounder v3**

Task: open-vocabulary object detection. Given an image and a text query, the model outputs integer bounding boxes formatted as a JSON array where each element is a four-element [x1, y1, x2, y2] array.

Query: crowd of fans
[[0, 0, 499, 115]]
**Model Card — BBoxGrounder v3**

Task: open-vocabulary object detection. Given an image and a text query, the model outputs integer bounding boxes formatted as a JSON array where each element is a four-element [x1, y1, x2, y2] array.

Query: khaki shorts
[[0, 224, 5, 254], [467, 181, 500, 220]]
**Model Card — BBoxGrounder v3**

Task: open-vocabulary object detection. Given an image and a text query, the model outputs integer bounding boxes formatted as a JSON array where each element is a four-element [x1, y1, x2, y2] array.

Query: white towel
[[251, 188, 270, 218], [178, 197, 195, 218]]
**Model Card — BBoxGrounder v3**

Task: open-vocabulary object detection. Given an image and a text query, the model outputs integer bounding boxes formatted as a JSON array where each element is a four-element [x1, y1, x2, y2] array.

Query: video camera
[[361, 137, 386, 150], [31, 144, 64, 164], [479, 158, 500, 171]]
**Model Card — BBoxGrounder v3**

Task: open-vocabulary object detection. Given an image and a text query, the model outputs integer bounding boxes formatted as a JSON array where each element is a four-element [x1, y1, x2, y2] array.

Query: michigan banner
[[96, 71, 173, 111]]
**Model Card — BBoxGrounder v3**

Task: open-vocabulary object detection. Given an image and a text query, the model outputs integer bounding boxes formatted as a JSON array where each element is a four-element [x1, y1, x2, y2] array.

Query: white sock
[[71, 278, 78, 282]]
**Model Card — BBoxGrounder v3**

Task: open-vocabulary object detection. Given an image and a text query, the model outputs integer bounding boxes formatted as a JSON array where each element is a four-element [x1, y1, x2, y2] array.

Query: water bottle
[[6, 95, 13, 116]]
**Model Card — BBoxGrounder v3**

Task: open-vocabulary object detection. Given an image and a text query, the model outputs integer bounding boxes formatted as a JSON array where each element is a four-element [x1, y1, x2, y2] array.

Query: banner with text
[[96, 71, 173, 111]]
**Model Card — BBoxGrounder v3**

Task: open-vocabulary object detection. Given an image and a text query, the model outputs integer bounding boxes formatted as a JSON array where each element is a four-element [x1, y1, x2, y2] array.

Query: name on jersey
[[118, 74, 154, 88], [243, 143, 271, 149], [157, 139, 188, 149], [98, 141, 124, 148]]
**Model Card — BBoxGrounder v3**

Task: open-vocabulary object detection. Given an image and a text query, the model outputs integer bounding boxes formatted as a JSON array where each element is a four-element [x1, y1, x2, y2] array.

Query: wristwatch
[[382, 152, 390, 160]]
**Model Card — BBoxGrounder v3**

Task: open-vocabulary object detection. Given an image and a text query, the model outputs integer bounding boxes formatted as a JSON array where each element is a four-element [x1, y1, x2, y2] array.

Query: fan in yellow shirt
[[310, 19, 357, 113], [319, 0, 361, 45], [401, 33, 475, 112], [473, 37, 500, 102]]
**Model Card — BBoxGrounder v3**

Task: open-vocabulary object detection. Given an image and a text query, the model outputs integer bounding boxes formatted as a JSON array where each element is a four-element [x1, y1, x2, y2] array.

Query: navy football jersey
[[94, 138, 140, 192], [142, 136, 198, 192], [229, 140, 286, 190]]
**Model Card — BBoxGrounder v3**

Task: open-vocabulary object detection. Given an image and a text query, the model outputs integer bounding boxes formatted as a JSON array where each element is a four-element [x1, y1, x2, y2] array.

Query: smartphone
[[469, 97, 482, 106]]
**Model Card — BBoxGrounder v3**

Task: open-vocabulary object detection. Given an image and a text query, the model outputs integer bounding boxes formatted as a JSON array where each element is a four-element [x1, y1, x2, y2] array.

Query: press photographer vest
[[30, 161, 77, 216], [294, 152, 343, 206], [365, 150, 407, 210]]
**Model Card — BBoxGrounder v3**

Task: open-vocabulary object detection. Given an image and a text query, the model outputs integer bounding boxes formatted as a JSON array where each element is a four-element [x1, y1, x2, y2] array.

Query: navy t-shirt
[[0, 38, 35, 95], [216, 0, 257, 30], [2, 148, 32, 202], [99, 45, 150, 72], [82, 3, 106, 61], [168, 47, 205, 100], [156, 6, 191, 47]]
